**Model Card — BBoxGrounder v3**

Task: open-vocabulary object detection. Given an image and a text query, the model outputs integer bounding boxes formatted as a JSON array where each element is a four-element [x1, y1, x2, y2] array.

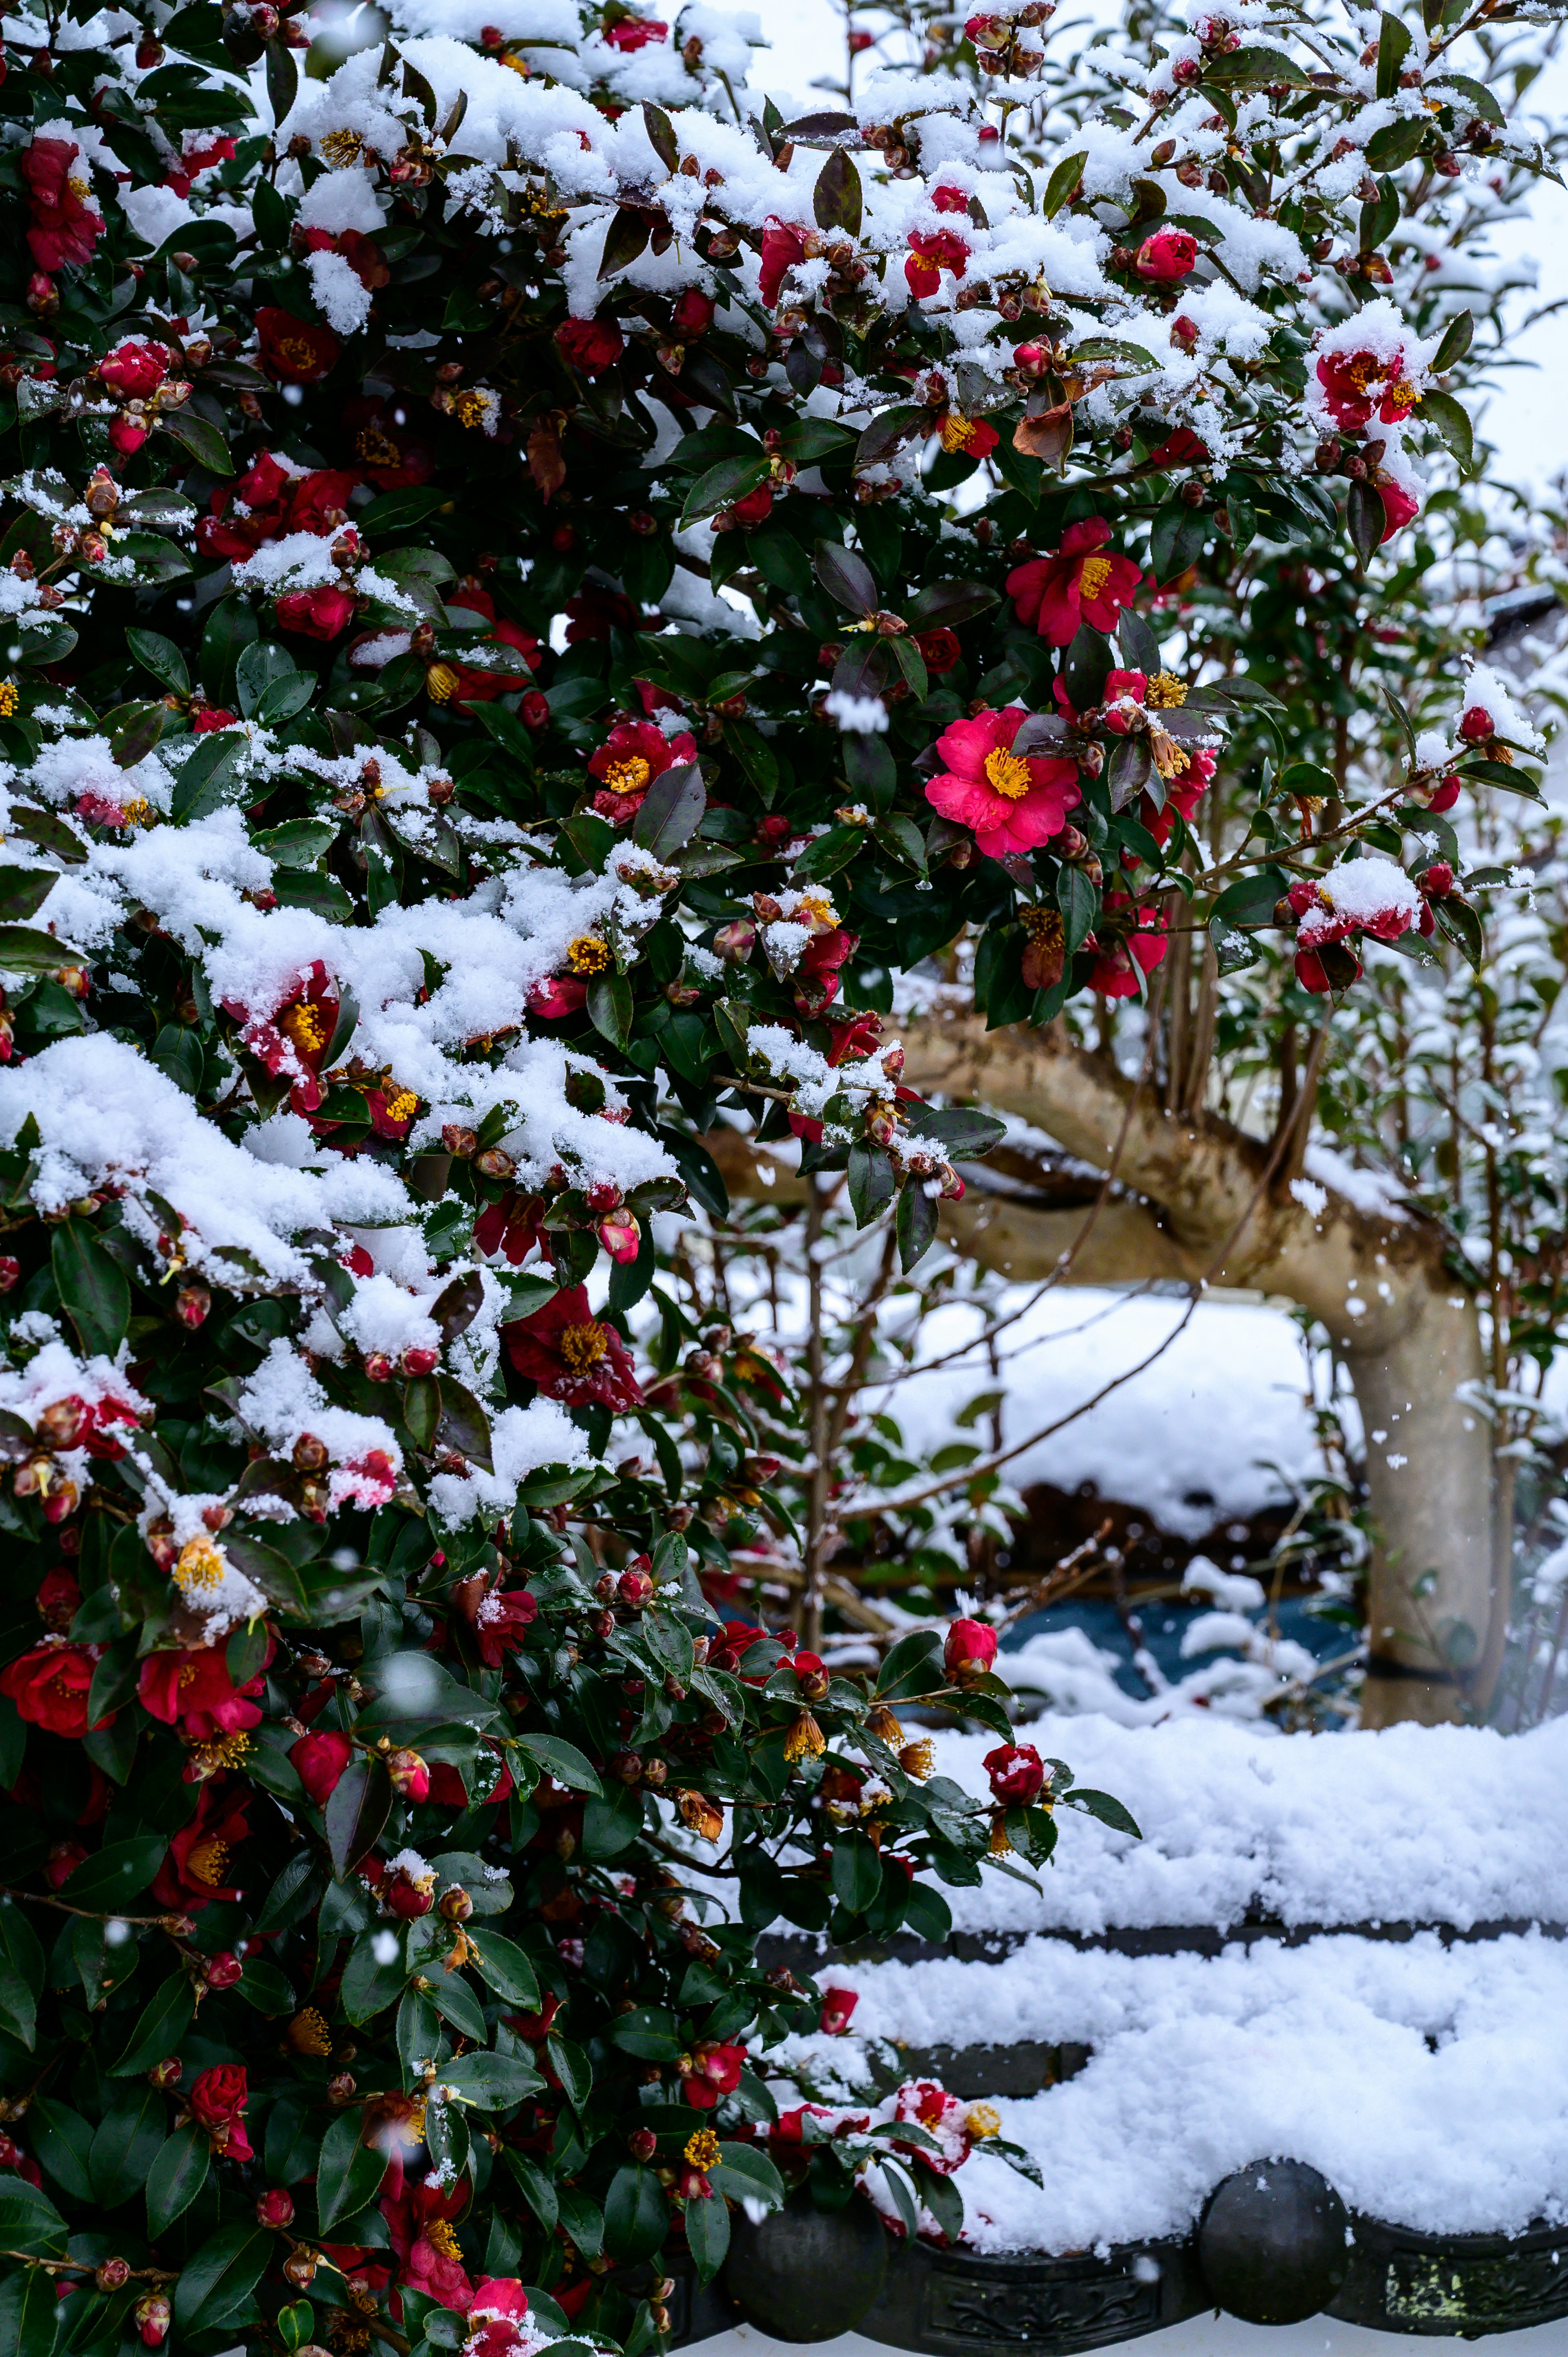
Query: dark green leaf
[[126, 629, 189, 696], [813, 541, 878, 617], [597, 206, 652, 280], [1042, 150, 1086, 217], [1062, 1786, 1142, 1836], [603, 2165, 669, 2261], [1376, 11, 1411, 97], [679, 453, 769, 529], [0, 2178, 66, 2257], [316, 2109, 388, 2234], [325, 1755, 392, 1878], [111, 1972, 195, 2076], [1346, 476, 1383, 566], [812, 146, 862, 236], [633, 760, 705, 858], [684, 2183, 731, 2282], [146, 2122, 210, 2236], [56, 1835, 163, 1913], [159, 408, 234, 476], [441, 2050, 544, 2109], [174, 2222, 271, 2331]]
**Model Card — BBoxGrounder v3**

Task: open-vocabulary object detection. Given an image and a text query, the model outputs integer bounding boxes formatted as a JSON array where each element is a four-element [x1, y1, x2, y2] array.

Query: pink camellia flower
[[1088, 895, 1169, 998], [1008, 519, 1145, 646], [555, 316, 625, 374], [526, 976, 588, 1019], [1136, 229, 1197, 281], [588, 716, 699, 823], [597, 1210, 641, 1262], [984, 1742, 1047, 1805], [759, 220, 809, 308], [682, 2040, 746, 2109], [1316, 342, 1418, 434], [922, 706, 1080, 860], [820, 1986, 860, 2036], [944, 1617, 998, 1680], [1146, 426, 1208, 469], [1100, 669, 1147, 733]]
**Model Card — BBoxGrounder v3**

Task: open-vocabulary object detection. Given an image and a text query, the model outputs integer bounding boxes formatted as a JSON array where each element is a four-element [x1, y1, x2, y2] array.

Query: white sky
[[752, 0, 1568, 493]]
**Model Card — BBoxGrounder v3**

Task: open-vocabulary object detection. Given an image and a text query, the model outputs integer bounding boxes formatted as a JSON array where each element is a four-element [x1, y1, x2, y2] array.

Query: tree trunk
[[894, 1014, 1497, 1726]]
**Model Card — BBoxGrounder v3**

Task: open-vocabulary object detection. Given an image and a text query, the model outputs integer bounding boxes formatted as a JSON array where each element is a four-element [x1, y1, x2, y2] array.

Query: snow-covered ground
[[760, 1716, 1568, 2249]]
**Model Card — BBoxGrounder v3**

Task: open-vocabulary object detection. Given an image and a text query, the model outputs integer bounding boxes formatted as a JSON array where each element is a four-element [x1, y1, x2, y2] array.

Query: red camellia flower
[[758, 220, 809, 308], [944, 1617, 998, 1680], [99, 340, 170, 400], [36, 1567, 81, 1630], [984, 1742, 1047, 1805], [1459, 701, 1494, 742], [1008, 519, 1145, 646], [189, 2063, 252, 2161], [0, 1641, 106, 1737], [343, 395, 434, 489], [301, 224, 388, 292], [289, 1728, 353, 1805], [163, 133, 237, 198], [151, 1783, 250, 1911], [914, 627, 962, 674], [198, 452, 359, 564], [923, 706, 1081, 860], [1141, 746, 1216, 847], [381, 2177, 474, 2312], [1136, 229, 1197, 281], [931, 181, 970, 214], [23, 139, 103, 273], [555, 317, 625, 374], [672, 288, 715, 339], [905, 227, 969, 298], [682, 2040, 746, 2109], [820, 1986, 860, 2035], [1315, 342, 1418, 434], [1146, 426, 1208, 469], [588, 717, 699, 823], [428, 586, 543, 709], [503, 1285, 644, 1411], [224, 959, 339, 1116], [603, 13, 666, 46], [191, 706, 238, 734], [138, 1645, 263, 1739], [1088, 894, 1169, 998], [276, 583, 359, 640], [256, 307, 341, 383], [935, 412, 999, 461], [1377, 479, 1419, 542], [468, 1585, 540, 1669]]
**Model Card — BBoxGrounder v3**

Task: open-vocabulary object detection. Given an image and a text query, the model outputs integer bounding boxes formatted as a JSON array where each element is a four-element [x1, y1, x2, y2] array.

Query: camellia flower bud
[[175, 1282, 211, 1329], [135, 2297, 170, 2348], [618, 1565, 654, 1609], [363, 1352, 395, 1383], [203, 1951, 244, 1990], [439, 1883, 474, 1922], [0, 1258, 18, 1293], [325, 2072, 357, 2105], [944, 1617, 999, 1682], [713, 918, 756, 963], [96, 2259, 131, 2292], [628, 2125, 658, 2161], [256, 2188, 295, 2228], [147, 2055, 183, 2089], [401, 1345, 439, 1377], [387, 1748, 430, 1801], [282, 2250, 318, 2289]]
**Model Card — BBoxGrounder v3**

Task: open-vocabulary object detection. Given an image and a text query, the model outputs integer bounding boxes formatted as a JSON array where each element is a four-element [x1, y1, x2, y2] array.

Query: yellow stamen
[[425, 663, 459, 704], [425, 2221, 461, 2260], [899, 1738, 935, 1780], [566, 934, 610, 975], [1076, 555, 1113, 602], [382, 1085, 418, 1123], [984, 746, 1033, 801], [1145, 672, 1187, 709], [321, 129, 365, 167], [452, 390, 490, 430], [280, 1000, 327, 1055], [940, 413, 980, 453], [684, 2129, 721, 2169], [0, 683, 18, 719], [967, 2103, 1002, 2140], [1385, 380, 1419, 413], [784, 1710, 825, 1763], [174, 1536, 226, 1594], [559, 1321, 608, 1374], [1149, 730, 1188, 779], [602, 755, 652, 795], [187, 1837, 230, 1887], [287, 2007, 333, 2055]]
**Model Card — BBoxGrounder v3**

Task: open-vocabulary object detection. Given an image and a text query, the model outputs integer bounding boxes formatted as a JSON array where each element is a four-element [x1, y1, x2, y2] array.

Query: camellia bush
[[0, 0, 1550, 2344]]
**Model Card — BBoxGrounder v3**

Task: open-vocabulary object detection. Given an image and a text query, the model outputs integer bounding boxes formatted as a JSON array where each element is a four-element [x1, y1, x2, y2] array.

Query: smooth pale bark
[[705, 1008, 1500, 1724], [899, 1015, 1496, 1726]]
